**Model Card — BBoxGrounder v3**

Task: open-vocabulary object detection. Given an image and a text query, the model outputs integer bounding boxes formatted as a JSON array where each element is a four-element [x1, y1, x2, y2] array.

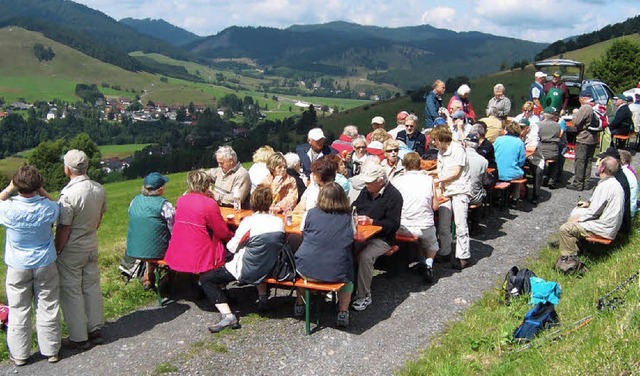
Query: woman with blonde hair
[[164, 170, 233, 275], [294, 182, 354, 327], [248, 145, 275, 192], [261, 152, 298, 212], [381, 138, 404, 180]]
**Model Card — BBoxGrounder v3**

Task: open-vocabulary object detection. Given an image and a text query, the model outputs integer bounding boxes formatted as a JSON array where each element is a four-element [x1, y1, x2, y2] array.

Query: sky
[[74, 0, 640, 43]]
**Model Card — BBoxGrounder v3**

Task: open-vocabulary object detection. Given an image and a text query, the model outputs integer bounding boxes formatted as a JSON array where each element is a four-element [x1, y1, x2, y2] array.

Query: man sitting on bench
[[555, 157, 625, 273]]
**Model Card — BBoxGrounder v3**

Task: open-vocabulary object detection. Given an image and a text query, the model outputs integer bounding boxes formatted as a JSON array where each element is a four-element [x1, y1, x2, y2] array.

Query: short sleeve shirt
[[437, 142, 470, 197], [58, 175, 107, 252]]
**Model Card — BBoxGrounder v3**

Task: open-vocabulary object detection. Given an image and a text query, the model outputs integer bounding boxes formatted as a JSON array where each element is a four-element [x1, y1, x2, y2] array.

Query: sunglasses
[[354, 146, 366, 149], [385, 148, 399, 153]]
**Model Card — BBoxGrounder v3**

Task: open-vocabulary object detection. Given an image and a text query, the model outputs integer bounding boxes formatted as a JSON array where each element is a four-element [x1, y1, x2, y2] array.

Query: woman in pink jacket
[[164, 170, 233, 273]]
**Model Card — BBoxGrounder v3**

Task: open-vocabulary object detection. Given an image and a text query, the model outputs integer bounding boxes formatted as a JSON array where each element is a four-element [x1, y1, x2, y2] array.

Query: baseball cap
[[534, 71, 547, 78], [433, 117, 447, 126], [543, 106, 557, 114], [307, 128, 325, 141], [553, 72, 561, 77], [359, 163, 386, 183], [63, 149, 88, 171], [371, 116, 385, 125], [396, 111, 409, 121], [465, 133, 479, 143], [366, 141, 384, 156], [579, 90, 592, 98], [519, 118, 530, 127], [144, 172, 169, 190], [451, 110, 466, 120]]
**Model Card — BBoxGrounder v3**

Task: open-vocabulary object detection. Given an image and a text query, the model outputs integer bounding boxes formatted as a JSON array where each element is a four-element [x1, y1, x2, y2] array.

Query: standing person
[[396, 114, 426, 153], [366, 116, 386, 143], [529, 71, 547, 116], [448, 84, 476, 122], [1, 166, 60, 365], [537, 108, 563, 190], [567, 91, 600, 191], [163, 170, 233, 275], [55, 149, 107, 349], [296, 128, 337, 178], [261, 152, 298, 213], [486, 84, 511, 119], [543, 72, 570, 115], [424, 80, 446, 131], [432, 126, 472, 269], [294, 182, 355, 327], [608, 94, 633, 148], [199, 187, 285, 332], [393, 152, 440, 283], [208, 145, 251, 208], [351, 164, 402, 311], [125, 172, 175, 291]]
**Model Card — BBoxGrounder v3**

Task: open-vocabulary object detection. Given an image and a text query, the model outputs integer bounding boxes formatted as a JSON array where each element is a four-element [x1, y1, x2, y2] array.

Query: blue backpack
[[513, 302, 559, 342]]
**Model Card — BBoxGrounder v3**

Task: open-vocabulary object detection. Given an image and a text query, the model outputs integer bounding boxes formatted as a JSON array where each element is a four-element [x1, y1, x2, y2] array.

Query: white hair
[[283, 152, 300, 169], [493, 83, 505, 93], [457, 84, 471, 96], [342, 125, 359, 138], [215, 145, 237, 162]]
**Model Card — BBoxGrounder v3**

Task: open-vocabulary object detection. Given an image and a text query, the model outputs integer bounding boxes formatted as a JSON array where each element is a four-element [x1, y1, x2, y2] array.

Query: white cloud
[[420, 7, 456, 28]]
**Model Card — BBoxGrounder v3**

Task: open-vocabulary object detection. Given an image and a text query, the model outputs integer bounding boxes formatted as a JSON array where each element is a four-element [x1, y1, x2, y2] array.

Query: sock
[[419, 255, 427, 265], [426, 258, 434, 268]]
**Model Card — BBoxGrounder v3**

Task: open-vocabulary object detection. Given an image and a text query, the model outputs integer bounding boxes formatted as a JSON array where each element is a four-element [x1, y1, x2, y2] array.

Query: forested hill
[[536, 14, 640, 60], [120, 18, 202, 47], [0, 0, 194, 71], [186, 21, 545, 90]]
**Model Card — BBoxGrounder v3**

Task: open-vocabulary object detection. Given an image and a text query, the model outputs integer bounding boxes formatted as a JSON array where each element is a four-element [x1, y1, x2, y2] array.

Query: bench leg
[[305, 288, 311, 335]]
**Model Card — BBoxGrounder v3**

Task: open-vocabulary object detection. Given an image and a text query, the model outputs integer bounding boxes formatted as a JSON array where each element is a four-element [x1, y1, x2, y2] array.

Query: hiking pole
[[513, 315, 593, 353], [596, 270, 639, 311]]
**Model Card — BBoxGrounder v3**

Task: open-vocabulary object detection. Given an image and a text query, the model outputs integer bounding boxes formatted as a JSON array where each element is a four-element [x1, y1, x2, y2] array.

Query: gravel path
[[2, 156, 636, 376]]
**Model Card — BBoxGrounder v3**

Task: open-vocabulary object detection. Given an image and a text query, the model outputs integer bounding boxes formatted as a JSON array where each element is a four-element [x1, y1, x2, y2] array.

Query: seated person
[[348, 155, 381, 204], [619, 150, 638, 217], [472, 122, 496, 170], [208, 146, 251, 209], [608, 94, 633, 148], [200, 187, 286, 332], [331, 125, 359, 155], [125, 172, 175, 291], [537, 107, 562, 190], [294, 182, 355, 328], [381, 139, 404, 181], [464, 134, 488, 205], [494, 121, 526, 204], [556, 157, 625, 273], [325, 154, 351, 195], [396, 114, 426, 153], [248, 146, 275, 192], [261, 152, 298, 213], [449, 110, 471, 142], [348, 136, 369, 177], [392, 152, 440, 283], [294, 157, 336, 213], [351, 164, 402, 311], [296, 128, 337, 178], [284, 152, 306, 202]]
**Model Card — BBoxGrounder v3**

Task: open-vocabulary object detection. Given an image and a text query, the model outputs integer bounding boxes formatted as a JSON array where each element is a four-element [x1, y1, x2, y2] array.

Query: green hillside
[[557, 33, 640, 71]]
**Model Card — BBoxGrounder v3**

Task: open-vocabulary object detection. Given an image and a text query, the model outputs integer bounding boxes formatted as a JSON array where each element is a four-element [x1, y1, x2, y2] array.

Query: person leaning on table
[[0, 166, 61, 366]]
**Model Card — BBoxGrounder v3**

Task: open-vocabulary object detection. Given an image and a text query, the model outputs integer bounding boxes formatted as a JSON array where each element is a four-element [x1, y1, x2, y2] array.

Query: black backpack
[[119, 254, 146, 284], [513, 302, 559, 342], [271, 242, 297, 282], [503, 266, 536, 305]]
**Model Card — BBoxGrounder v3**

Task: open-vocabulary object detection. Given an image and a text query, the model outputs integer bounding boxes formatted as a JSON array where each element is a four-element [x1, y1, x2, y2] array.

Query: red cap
[[396, 111, 409, 121]]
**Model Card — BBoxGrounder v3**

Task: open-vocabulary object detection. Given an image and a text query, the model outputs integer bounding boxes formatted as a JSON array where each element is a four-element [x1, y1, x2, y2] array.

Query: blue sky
[[75, 0, 639, 43]]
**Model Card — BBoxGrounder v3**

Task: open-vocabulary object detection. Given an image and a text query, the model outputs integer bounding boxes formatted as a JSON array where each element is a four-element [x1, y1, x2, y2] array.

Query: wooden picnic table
[[219, 207, 382, 242]]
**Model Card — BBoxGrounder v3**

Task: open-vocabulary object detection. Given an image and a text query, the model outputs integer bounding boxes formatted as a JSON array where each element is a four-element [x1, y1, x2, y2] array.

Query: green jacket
[[126, 195, 170, 259]]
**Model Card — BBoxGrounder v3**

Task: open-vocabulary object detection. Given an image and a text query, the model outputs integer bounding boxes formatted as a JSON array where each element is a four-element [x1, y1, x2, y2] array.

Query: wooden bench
[[613, 133, 632, 149], [584, 234, 613, 245], [509, 177, 528, 207], [490, 181, 511, 209], [153, 260, 173, 306], [263, 277, 346, 335]]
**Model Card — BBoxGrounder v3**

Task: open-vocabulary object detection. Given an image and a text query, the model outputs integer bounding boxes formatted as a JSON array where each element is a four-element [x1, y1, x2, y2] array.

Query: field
[[98, 144, 152, 159]]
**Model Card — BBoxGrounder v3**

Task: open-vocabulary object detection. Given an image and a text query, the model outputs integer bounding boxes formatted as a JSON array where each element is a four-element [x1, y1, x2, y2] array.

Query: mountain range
[[0, 0, 548, 91]]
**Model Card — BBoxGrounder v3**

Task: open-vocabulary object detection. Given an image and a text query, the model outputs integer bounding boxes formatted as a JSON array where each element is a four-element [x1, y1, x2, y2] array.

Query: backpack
[[513, 302, 559, 342], [119, 254, 146, 284], [503, 266, 536, 304], [270, 242, 297, 282], [587, 104, 608, 132]]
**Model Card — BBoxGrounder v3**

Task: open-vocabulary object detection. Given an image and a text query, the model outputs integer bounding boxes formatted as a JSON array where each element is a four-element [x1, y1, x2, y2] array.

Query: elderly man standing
[[351, 164, 402, 311], [555, 157, 624, 274], [296, 128, 337, 178], [208, 146, 251, 209], [530, 71, 547, 115], [567, 91, 600, 191], [486, 84, 511, 119], [55, 150, 107, 349], [424, 80, 445, 131], [537, 107, 563, 190]]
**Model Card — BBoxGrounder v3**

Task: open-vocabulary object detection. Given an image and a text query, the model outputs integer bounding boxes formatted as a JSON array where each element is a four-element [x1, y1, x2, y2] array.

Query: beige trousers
[[6, 264, 61, 359], [56, 247, 104, 342], [356, 238, 391, 298], [558, 222, 590, 256]]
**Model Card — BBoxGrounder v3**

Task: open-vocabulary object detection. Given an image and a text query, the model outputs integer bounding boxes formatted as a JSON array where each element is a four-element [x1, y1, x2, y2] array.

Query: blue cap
[[433, 117, 447, 126], [144, 172, 168, 190], [579, 90, 592, 98], [451, 110, 466, 120]]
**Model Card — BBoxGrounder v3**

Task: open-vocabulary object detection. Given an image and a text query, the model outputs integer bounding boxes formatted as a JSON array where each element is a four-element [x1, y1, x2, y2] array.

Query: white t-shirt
[[392, 170, 435, 229], [437, 142, 470, 197]]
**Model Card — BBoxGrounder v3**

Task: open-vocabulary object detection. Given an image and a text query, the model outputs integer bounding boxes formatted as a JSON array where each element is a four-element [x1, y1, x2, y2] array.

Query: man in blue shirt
[[424, 79, 445, 131]]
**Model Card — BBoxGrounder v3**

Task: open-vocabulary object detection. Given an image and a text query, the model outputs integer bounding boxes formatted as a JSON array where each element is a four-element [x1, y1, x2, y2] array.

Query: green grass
[[402, 225, 640, 375], [0, 157, 27, 178], [560, 34, 640, 72], [155, 362, 178, 374], [98, 144, 152, 159]]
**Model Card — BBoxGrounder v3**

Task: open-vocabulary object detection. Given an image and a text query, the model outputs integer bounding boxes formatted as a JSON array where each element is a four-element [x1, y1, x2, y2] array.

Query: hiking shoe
[[143, 282, 155, 291], [9, 356, 27, 366], [351, 295, 372, 311], [293, 303, 305, 318], [88, 329, 103, 345], [566, 183, 584, 191], [423, 265, 434, 284], [336, 311, 349, 328], [61, 337, 91, 351], [414, 263, 426, 276], [47, 354, 60, 363], [208, 314, 240, 333], [554, 255, 588, 275]]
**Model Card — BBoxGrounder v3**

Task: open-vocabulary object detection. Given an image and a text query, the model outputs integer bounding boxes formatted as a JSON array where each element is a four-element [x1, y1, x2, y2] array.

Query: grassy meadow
[[98, 144, 152, 159], [402, 225, 640, 375]]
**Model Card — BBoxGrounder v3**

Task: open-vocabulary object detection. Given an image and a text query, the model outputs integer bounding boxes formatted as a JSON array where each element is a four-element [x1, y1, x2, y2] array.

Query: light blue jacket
[[494, 134, 525, 181]]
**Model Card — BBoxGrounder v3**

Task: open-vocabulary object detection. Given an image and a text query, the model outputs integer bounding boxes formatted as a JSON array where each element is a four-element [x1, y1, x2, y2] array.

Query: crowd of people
[[1, 72, 638, 366]]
